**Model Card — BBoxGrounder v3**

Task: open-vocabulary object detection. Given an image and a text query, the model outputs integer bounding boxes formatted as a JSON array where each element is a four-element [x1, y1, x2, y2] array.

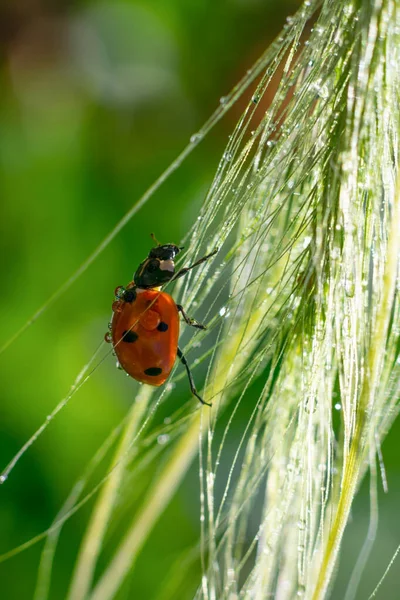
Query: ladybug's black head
[[134, 243, 182, 288]]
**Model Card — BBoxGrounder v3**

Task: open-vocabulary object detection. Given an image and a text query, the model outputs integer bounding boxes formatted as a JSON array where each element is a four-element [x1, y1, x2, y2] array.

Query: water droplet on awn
[[190, 132, 203, 143], [157, 434, 170, 445]]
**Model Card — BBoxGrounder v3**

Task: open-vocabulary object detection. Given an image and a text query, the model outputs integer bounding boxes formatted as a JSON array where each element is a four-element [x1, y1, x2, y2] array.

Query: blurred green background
[[0, 1, 400, 598]]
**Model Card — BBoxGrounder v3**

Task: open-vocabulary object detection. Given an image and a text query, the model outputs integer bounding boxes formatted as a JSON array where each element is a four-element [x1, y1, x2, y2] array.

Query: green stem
[[312, 171, 400, 600], [67, 387, 152, 600], [89, 411, 202, 600]]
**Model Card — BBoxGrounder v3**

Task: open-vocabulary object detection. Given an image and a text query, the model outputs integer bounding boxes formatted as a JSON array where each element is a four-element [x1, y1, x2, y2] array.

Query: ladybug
[[105, 236, 217, 406]]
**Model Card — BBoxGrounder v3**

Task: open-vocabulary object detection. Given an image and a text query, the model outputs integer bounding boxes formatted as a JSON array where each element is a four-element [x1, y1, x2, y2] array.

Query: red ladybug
[[105, 237, 217, 406]]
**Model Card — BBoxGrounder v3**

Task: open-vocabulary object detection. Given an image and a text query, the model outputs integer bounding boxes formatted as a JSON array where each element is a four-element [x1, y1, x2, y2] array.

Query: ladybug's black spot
[[123, 289, 137, 303], [122, 330, 138, 343], [157, 321, 168, 332], [144, 367, 162, 376]]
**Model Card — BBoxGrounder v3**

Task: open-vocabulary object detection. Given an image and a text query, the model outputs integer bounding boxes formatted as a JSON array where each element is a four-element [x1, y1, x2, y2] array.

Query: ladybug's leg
[[177, 347, 212, 407], [177, 304, 206, 330], [173, 248, 218, 281]]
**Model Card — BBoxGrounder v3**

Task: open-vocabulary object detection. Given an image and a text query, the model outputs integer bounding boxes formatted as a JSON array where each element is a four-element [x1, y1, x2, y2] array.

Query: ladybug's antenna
[[150, 232, 161, 246]]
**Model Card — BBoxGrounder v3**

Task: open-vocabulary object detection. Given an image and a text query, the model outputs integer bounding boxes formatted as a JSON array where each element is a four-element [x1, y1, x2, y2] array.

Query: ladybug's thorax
[[159, 259, 175, 272]]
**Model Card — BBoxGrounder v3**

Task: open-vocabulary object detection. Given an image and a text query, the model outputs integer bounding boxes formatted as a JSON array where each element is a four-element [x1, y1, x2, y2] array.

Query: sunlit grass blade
[[67, 387, 152, 600]]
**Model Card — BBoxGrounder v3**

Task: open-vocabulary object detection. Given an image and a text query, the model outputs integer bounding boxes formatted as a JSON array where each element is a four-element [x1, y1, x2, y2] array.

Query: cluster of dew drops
[[104, 284, 133, 372]]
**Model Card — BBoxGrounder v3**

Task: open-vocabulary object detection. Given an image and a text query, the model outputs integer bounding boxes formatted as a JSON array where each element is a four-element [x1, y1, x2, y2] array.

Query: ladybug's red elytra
[[105, 237, 217, 406]]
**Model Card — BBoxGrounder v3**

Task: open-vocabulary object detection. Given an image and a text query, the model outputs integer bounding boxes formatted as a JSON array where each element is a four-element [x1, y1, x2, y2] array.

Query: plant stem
[[312, 169, 400, 600], [89, 410, 202, 600], [67, 386, 152, 600]]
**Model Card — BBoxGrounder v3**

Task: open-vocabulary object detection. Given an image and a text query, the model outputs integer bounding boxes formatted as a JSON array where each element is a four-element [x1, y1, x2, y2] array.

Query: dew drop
[[334, 403, 341, 410], [252, 94, 260, 104], [0, 475, 7, 484], [207, 471, 215, 488], [114, 286, 125, 299], [190, 132, 203, 143], [157, 434, 170, 445], [223, 151, 233, 162], [312, 81, 329, 99], [344, 277, 355, 297], [104, 332, 112, 343], [298, 519, 305, 531], [112, 301, 122, 313], [219, 306, 227, 317], [116, 361, 123, 370], [219, 96, 228, 106]]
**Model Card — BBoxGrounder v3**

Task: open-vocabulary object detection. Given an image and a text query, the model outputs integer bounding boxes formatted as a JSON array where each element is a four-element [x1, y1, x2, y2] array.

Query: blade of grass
[[311, 162, 400, 600], [67, 386, 153, 600]]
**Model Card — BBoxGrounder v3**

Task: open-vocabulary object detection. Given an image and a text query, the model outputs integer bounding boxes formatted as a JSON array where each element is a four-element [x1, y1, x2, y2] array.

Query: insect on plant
[[105, 234, 217, 406]]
